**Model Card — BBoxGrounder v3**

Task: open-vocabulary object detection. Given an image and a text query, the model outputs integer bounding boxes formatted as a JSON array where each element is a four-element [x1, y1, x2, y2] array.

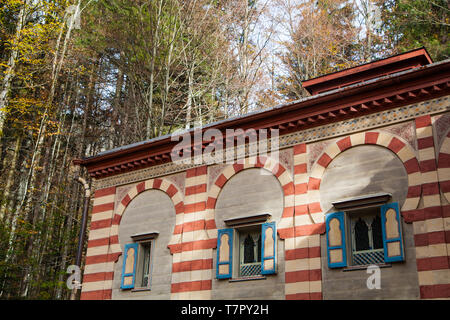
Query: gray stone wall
[[320, 144, 409, 214], [318, 144, 420, 299], [212, 168, 286, 299], [112, 189, 176, 300], [320, 221, 419, 299]]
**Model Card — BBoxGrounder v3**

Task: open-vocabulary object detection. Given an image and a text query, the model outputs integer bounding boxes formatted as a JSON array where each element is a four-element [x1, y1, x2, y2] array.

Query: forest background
[[0, 0, 448, 299]]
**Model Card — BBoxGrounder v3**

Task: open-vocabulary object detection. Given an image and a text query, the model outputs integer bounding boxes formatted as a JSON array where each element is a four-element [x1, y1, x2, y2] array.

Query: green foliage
[[381, 0, 449, 60]]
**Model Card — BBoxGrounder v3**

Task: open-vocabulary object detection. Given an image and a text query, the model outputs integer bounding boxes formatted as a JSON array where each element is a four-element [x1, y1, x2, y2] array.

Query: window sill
[[342, 263, 392, 272], [228, 275, 266, 282], [131, 287, 151, 292]]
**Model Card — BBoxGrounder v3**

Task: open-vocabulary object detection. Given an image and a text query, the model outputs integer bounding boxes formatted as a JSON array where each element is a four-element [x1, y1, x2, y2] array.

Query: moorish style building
[[74, 48, 450, 300]]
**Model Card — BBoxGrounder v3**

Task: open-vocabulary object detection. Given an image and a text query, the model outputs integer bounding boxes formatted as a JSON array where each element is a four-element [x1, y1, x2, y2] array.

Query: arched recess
[[108, 178, 184, 260], [307, 131, 421, 223], [438, 129, 450, 203], [205, 156, 295, 241]]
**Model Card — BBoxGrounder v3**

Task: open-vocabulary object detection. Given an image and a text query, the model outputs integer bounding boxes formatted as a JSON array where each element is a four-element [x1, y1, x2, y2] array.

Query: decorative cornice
[[92, 96, 449, 191], [77, 61, 450, 179]]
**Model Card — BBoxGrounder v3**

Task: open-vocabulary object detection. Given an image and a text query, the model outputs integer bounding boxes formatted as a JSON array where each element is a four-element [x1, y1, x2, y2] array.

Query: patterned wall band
[[413, 115, 450, 299], [307, 130, 422, 222]]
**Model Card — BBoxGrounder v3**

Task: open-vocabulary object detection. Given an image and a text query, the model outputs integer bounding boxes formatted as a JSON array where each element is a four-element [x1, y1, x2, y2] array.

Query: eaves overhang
[[73, 58, 450, 179]]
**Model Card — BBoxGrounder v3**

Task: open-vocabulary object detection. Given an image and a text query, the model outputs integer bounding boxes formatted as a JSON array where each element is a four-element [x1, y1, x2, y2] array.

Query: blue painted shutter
[[216, 228, 233, 279], [121, 242, 138, 289], [326, 212, 347, 268], [381, 202, 404, 262], [261, 222, 277, 275]]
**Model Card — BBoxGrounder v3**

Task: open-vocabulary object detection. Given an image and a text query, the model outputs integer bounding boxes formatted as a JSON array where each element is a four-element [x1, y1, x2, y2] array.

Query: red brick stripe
[[171, 280, 212, 293], [83, 272, 114, 283], [415, 115, 432, 128], [173, 220, 206, 234], [285, 246, 321, 260], [94, 186, 116, 198], [85, 253, 117, 265], [387, 137, 406, 153], [184, 202, 206, 214], [87, 237, 111, 248], [365, 132, 379, 144], [416, 257, 449, 271], [420, 284, 450, 299], [337, 136, 351, 151], [90, 218, 112, 230], [168, 239, 216, 254], [417, 136, 434, 149], [172, 259, 213, 273], [81, 289, 109, 300], [185, 184, 207, 196], [91, 202, 114, 214], [294, 224, 325, 237]]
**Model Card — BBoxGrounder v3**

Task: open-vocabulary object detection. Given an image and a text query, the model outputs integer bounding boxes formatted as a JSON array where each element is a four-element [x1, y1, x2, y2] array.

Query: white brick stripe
[[185, 175, 207, 187], [171, 269, 212, 284], [173, 249, 212, 263], [86, 245, 109, 257], [350, 132, 365, 146], [418, 269, 450, 286], [84, 261, 115, 275], [88, 227, 113, 241], [397, 146, 416, 163], [145, 179, 154, 189], [438, 135, 450, 203], [419, 147, 436, 161], [171, 290, 211, 300], [91, 210, 114, 222], [285, 257, 321, 272], [415, 244, 448, 259], [285, 280, 321, 295], [92, 194, 115, 206], [82, 280, 113, 292], [438, 167, 450, 181], [416, 126, 433, 138]]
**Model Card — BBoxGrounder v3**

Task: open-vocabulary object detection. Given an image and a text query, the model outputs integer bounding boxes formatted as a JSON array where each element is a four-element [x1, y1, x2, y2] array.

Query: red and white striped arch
[[438, 130, 450, 203], [81, 178, 184, 300], [307, 131, 422, 221], [113, 178, 184, 251], [205, 155, 295, 241]]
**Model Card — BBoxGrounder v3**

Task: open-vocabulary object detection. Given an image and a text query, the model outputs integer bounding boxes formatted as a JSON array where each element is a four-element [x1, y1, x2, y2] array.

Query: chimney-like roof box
[[302, 47, 433, 96]]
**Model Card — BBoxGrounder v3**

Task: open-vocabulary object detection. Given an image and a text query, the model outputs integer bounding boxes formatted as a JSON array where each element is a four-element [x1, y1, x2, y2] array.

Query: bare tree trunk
[[0, 135, 22, 222], [109, 64, 124, 149], [145, 0, 163, 139], [79, 60, 99, 157], [0, 0, 30, 136], [185, 63, 194, 129]]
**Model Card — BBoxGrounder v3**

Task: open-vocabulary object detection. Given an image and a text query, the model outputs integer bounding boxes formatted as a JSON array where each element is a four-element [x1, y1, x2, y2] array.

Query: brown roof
[[74, 49, 450, 179]]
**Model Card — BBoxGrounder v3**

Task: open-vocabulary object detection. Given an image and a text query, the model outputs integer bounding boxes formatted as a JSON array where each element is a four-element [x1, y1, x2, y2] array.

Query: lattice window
[[349, 209, 385, 266], [239, 228, 262, 277]]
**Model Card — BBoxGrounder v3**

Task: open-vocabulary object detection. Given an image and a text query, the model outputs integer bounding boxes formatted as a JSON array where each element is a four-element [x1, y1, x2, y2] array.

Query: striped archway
[[437, 130, 450, 203], [80, 178, 184, 300], [307, 130, 422, 221], [205, 155, 295, 241], [112, 178, 185, 255]]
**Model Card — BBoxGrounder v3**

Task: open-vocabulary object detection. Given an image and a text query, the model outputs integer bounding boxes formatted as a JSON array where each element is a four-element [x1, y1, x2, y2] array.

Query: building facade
[[75, 48, 450, 300]]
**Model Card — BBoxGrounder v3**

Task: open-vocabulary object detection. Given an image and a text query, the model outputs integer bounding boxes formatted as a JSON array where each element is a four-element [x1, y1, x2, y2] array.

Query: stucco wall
[[318, 144, 420, 299], [211, 168, 286, 299], [112, 189, 176, 300]]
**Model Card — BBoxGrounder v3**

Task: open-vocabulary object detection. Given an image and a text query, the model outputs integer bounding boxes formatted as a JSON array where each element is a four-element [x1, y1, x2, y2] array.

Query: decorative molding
[[332, 193, 392, 210], [131, 232, 159, 242], [224, 213, 271, 227], [93, 96, 449, 191], [434, 113, 450, 149]]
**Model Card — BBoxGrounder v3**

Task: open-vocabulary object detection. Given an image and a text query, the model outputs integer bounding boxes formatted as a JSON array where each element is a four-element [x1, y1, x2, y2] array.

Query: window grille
[[239, 230, 261, 277], [350, 211, 385, 266]]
